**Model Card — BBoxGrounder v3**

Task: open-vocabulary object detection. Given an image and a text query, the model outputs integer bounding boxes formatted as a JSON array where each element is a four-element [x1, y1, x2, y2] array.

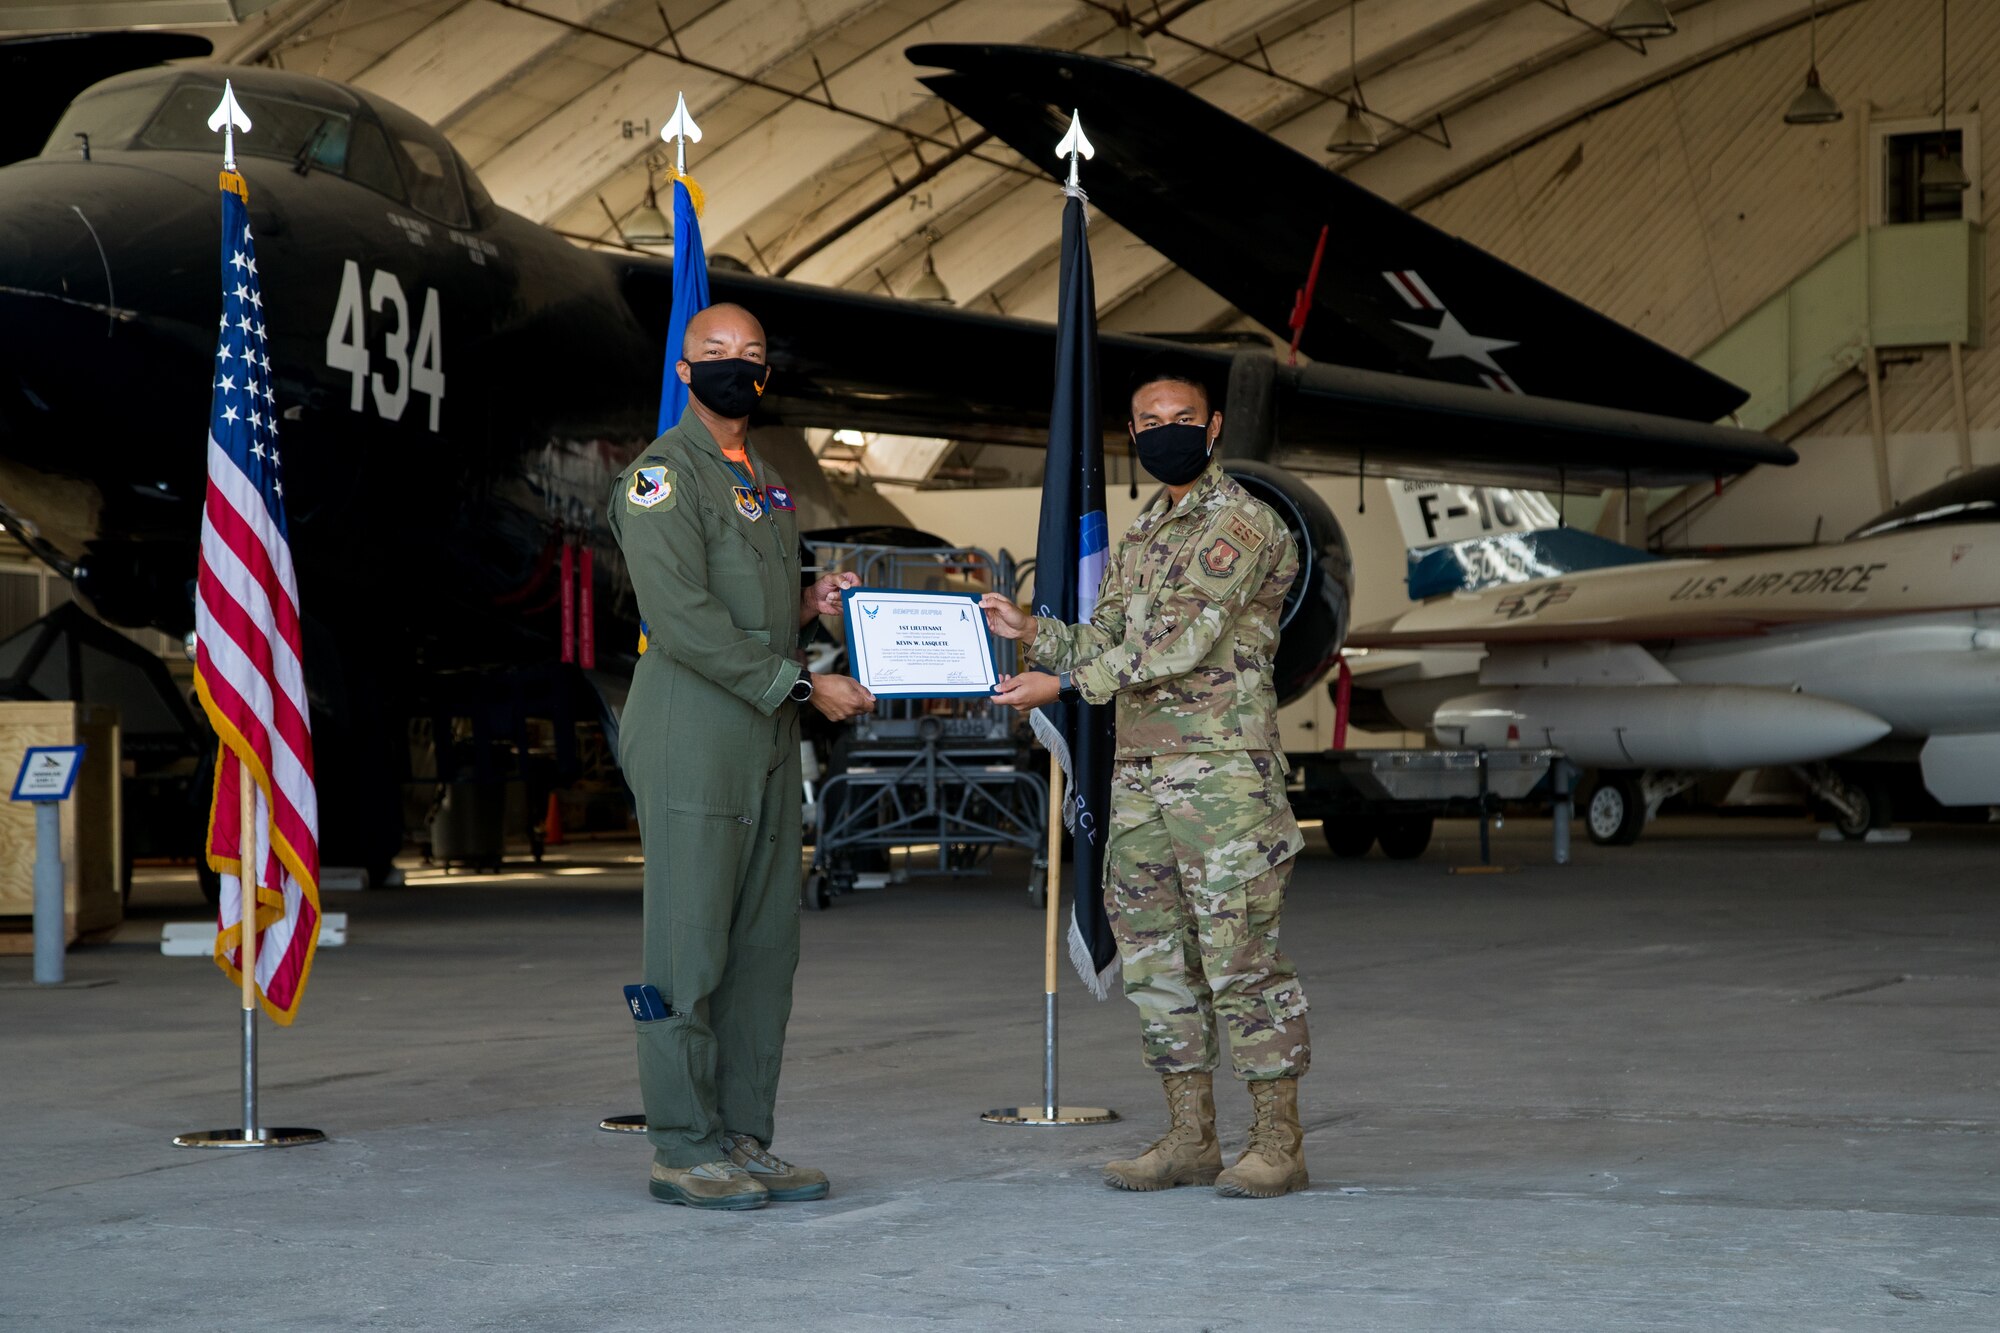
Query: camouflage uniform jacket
[[1028, 463, 1298, 757]]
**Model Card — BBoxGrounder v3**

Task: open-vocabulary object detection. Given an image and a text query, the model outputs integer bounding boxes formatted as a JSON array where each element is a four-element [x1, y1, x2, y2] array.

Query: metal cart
[[1287, 747, 1579, 865], [803, 541, 1049, 910]]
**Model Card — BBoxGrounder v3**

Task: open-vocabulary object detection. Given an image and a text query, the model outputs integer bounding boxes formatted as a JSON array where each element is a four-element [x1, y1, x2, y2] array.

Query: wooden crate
[[0, 702, 122, 952]]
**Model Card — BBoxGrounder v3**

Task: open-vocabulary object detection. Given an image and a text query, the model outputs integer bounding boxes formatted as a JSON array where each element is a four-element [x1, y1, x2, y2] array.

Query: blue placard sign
[[11, 746, 86, 802]]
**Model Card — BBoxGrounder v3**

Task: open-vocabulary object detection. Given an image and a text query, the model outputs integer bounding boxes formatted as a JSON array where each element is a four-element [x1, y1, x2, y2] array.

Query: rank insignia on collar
[[1200, 537, 1241, 578], [766, 484, 795, 511], [732, 484, 765, 522], [628, 465, 672, 510]]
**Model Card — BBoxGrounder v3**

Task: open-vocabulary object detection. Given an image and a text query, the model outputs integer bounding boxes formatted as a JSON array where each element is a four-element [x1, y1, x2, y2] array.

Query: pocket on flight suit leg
[[635, 1011, 722, 1162], [639, 803, 754, 1161], [658, 802, 758, 984]]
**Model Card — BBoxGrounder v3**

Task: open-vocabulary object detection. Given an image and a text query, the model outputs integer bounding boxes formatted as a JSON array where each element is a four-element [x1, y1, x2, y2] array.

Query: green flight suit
[[607, 409, 807, 1168]]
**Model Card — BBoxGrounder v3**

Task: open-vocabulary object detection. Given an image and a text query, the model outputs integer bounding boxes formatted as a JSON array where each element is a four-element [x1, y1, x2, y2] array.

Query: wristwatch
[[788, 672, 815, 704], [1057, 670, 1080, 702]]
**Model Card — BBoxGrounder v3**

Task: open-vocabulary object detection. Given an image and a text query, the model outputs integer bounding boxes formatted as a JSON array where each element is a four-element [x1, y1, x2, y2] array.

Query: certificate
[[841, 588, 999, 698]]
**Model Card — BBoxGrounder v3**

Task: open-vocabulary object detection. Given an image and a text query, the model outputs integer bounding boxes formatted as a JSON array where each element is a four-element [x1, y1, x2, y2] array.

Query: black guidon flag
[[1031, 188, 1118, 999]]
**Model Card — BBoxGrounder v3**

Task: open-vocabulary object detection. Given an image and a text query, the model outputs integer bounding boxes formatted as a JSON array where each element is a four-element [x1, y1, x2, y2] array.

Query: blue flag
[[656, 178, 709, 436], [1032, 192, 1118, 999]]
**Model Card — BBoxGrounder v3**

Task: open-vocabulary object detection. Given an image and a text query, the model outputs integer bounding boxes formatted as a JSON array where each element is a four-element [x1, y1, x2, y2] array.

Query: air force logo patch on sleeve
[[628, 464, 674, 512], [766, 484, 795, 511], [1200, 538, 1242, 579]]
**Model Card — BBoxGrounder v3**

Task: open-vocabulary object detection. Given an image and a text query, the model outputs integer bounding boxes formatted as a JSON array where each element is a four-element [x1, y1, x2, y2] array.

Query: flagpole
[[982, 753, 1114, 1126], [174, 82, 325, 1150], [982, 107, 1115, 1129], [238, 763, 259, 1142], [1041, 762, 1064, 1118], [602, 88, 707, 1135], [177, 757, 322, 1148]]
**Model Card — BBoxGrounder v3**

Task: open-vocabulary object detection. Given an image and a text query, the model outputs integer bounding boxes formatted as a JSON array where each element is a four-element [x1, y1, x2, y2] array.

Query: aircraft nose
[[0, 159, 212, 560], [0, 160, 210, 398]]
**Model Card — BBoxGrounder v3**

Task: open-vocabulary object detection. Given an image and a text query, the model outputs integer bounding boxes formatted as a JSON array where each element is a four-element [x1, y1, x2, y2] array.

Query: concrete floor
[[3, 815, 1996, 1332]]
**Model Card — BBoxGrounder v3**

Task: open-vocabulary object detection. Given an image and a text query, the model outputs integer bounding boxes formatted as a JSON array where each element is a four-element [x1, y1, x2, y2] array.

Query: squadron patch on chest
[[1200, 538, 1242, 579], [1224, 514, 1266, 551], [627, 465, 674, 512], [765, 484, 795, 511], [732, 485, 765, 522]]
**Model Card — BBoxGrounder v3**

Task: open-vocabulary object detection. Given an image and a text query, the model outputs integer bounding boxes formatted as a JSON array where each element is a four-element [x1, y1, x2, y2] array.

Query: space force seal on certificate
[[840, 588, 1000, 698]]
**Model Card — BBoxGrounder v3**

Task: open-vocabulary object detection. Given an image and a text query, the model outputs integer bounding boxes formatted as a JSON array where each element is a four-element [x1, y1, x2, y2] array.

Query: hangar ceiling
[[39, 0, 1844, 344]]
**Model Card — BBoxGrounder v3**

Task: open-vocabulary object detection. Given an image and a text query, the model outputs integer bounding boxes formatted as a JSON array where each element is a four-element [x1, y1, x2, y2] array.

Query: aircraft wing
[[912, 43, 1750, 425], [623, 267, 1791, 492]]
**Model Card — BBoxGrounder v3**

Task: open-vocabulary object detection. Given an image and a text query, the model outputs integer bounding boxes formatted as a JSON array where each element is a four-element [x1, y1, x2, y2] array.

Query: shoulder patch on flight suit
[[627, 464, 677, 513], [1224, 513, 1267, 552]]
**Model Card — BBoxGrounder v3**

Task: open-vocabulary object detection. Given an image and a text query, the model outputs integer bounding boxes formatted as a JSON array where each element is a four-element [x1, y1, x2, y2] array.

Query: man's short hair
[[1127, 358, 1214, 416]]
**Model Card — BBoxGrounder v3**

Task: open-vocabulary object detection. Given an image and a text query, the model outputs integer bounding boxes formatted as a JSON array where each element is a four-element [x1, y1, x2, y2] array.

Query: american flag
[[193, 170, 321, 1025]]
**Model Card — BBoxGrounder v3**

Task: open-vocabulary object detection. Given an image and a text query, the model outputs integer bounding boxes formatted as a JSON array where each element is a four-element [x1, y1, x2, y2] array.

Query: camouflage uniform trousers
[[1105, 749, 1310, 1081]]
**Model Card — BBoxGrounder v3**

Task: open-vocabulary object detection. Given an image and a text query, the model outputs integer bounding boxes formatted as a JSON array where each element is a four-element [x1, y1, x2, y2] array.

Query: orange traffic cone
[[544, 791, 565, 846]]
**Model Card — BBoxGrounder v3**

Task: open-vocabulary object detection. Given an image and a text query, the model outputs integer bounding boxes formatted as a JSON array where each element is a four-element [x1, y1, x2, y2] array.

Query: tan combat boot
[[649, 1157, 769, 1210], [725, 1131, 830, 1201], [1102, 1071, 1222, 1191], [1215, 1076, 1309, 1198]]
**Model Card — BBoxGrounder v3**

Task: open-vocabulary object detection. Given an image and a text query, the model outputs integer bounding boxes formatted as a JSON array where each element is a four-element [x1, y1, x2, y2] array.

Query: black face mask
[[684, 357, 772, 419], [1134, 421, 1212, 486]]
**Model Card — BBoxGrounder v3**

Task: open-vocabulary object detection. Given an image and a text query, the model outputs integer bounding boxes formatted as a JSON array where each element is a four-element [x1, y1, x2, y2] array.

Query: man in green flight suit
[[609, 302, 874, 1210], [983, 365, 1312, 1199]]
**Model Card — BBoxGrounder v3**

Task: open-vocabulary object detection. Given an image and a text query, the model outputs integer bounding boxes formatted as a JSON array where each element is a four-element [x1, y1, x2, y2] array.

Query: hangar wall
[[1409, 0, 1999, 546]]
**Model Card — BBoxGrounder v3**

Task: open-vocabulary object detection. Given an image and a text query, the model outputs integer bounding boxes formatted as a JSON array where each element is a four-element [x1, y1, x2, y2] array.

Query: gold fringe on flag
[[671, 170, 705, 217]]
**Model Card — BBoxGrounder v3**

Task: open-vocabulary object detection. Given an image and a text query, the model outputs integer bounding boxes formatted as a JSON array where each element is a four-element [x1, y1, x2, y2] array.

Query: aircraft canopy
[[40, 65, 484, 228], [1852, 466, 2000, 541]]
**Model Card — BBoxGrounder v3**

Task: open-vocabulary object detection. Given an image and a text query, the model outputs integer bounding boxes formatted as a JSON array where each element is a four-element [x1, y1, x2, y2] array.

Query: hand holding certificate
[[841, 588, 999, 698]]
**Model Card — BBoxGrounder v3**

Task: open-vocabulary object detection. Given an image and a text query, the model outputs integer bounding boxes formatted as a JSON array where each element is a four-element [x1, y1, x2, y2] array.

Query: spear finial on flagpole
[[1055, 108, 1094, 195], [206, 79, 252, 172], [661, 91, 701, 179]]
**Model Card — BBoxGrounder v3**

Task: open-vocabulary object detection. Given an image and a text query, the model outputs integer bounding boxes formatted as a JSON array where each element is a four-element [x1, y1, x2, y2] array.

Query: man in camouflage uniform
[[982, 366, 1311, 1199]]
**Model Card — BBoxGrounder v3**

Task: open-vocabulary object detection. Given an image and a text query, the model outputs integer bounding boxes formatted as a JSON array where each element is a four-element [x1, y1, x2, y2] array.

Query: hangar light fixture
[[1327, 104, 1379, 155], [623, 180, 671, 247], [1326, 3, 1379, 156], [1920, 0, 1970, 192], [1784, 6, 1842, 126], [1089, 9, 1157, 68], [907, 252, 954, 304], [1607, 0, 1676, 40]]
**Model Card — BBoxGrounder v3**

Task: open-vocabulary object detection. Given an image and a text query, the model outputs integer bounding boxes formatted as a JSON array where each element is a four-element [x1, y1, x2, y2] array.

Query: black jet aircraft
[[0, 43, 1788, 877]]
